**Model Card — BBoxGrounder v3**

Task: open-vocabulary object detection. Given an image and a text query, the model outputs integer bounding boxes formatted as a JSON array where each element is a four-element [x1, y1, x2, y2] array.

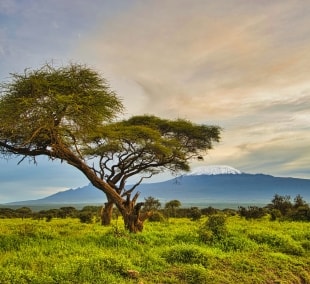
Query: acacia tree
[[165, 200, 182, 218], [0, 63, 221, 233], [84, 115, 221, 226]]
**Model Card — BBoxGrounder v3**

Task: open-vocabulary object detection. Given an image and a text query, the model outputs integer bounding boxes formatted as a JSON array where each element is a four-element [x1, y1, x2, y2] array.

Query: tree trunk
[[101, 200, 114, 226], [123, 211, 151, 233], [19, 141, 152, 233], [121, 202, 152, 233]]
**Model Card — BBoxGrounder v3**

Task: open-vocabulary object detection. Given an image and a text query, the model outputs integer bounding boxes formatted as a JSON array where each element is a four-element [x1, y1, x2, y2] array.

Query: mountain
[[6, 184, 106, 206], [185, 165, 242, 175], [5, 165, 310, 206]]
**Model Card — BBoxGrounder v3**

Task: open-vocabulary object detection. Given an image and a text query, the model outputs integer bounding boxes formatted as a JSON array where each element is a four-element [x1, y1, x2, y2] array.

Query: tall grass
[[0, 217, 309, 283]]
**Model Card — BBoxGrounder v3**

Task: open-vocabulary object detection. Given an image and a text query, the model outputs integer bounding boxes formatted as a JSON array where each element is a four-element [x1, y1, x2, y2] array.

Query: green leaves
[[85, 114, 221, 189], [0, 63, 123, 156]]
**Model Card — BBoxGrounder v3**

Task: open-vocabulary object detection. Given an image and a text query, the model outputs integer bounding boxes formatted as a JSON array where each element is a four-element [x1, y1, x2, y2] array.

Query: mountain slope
[[5, 166, 310, 206], [7, 184, 106, 205], [137, 173, 310, 203]]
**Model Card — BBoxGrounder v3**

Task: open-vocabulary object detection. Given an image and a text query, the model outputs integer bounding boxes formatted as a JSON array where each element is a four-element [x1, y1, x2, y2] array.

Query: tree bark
[[121, 202, 152, 233], [101, 200, 114, 226]]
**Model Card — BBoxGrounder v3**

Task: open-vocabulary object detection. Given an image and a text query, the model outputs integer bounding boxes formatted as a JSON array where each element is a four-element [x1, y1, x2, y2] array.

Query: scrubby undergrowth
[[0, 216, 309, 283]]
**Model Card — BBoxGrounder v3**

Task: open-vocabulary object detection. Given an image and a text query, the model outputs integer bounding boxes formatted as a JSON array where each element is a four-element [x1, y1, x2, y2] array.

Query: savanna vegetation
[[0, 195, 309, 283], [0, 212, 310, 283]]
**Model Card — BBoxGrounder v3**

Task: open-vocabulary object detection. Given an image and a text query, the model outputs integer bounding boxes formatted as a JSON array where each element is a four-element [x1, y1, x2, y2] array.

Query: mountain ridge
[[4, 165, 310, 206]]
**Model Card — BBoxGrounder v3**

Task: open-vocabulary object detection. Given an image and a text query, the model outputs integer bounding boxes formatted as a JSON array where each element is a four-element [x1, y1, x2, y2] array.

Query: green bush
[[178, 264, 208, 284], [249, 232, 305, 255], [198, 227, 214, 243], [238, 206, 266, 219], [270, 209, 282, 221], [217, 235, 258, 252], [207, 214, 227, 238], [198, 214, 228, 242], [163, 244, 208, 266], [188, 207, 202, 221], [78, 212, 94, 224], [148, 212, 166, 222]]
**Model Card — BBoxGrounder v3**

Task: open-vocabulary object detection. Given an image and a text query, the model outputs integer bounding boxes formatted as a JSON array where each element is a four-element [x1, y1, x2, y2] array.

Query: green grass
[[0, 216, 309, 283]]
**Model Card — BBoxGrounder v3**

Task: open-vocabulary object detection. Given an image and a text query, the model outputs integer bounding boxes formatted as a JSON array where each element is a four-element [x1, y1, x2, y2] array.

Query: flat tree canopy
[[85, 115, 221, 193], [86, 115, 221, 226], [0, 63, 221, 232]]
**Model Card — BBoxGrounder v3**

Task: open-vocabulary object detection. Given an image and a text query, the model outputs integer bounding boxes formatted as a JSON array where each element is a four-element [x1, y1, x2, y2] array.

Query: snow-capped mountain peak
[[187, 165, 242, 176]]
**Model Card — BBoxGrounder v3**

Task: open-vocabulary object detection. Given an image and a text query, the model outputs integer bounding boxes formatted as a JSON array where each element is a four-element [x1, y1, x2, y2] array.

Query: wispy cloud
[[77, 0, 310, 118], [75, 0, 310, 178]]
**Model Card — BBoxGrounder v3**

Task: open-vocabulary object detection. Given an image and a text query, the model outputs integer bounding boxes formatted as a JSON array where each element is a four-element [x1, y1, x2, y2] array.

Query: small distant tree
[[238, 206, 266, 219], [201, 206, 218, 216], [165, 200, 181, 218], [293, 194, 307, 208], [188, 207, 202, 221], [78, 211, 94, 224], [270, 209, 282, 221], [0, 208, 17, 218], [59, 206, 78, 218], [44, 209, 60, 221], [270, 194, 293, 216], [16, 207, 32, 220], [290, 195, 310, 221], [142, 196, 161, 212]]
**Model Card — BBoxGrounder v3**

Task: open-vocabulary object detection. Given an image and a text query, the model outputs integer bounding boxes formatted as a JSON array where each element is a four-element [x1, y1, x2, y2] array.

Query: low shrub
[[198, 214, 228, 243], [162, 244, 208, 266], [78, 212, 94, 224], [188, 207, 202, 221], [249, 232, 305, 256], [177, 264, 208, 284], [217, 235, 258, 252], [148, 212, 166, 222]]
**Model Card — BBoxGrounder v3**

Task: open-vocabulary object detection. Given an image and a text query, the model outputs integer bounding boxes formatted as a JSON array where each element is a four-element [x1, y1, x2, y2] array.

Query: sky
[[0, 0, 310, 203]]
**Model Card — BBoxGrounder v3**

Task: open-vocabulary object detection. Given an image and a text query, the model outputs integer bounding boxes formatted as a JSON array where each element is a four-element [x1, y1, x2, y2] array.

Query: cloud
[[72, 0, 310, 180], [76, 1, 310, 121]]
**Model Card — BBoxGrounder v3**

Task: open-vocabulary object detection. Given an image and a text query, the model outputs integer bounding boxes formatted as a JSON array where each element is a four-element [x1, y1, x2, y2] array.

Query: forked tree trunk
[[101, 197, 152, 232], [118, 199, 153, 233]]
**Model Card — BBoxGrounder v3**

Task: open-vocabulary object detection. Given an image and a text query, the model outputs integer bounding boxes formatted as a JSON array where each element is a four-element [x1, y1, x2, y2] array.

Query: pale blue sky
[[1, 0, 310, 202]]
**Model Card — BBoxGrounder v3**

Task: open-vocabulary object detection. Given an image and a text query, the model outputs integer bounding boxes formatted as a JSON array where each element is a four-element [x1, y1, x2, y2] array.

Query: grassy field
[[0, 216, 310, 284]]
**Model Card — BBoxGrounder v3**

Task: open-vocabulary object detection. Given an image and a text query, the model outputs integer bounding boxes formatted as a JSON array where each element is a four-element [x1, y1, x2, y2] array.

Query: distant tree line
[[0, 206, 99, 223], [238, 194, 310, 221], [1, 194, 309, 223], [144, 194, 310, 222]]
